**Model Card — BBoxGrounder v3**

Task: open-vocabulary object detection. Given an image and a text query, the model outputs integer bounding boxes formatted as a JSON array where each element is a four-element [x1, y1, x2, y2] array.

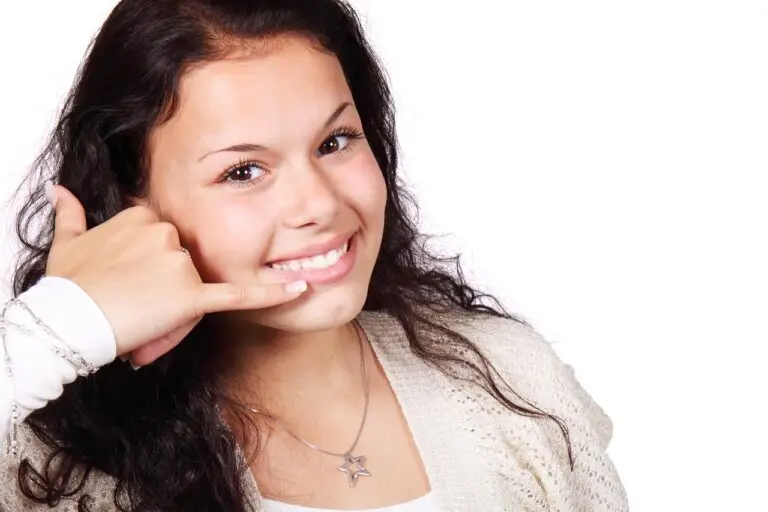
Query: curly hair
[[10, 1, 571, 510]]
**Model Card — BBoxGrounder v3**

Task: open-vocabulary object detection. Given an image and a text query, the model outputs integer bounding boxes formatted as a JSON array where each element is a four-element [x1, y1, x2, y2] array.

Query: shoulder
[[360, 310, 628, 509], [447, 311, 628, 510], [1, 424, 117, 511], [360, 308, 613, 444], [445, 311, 615, 448], [446, 311, 558, 367], [443, 309, 564, 367]]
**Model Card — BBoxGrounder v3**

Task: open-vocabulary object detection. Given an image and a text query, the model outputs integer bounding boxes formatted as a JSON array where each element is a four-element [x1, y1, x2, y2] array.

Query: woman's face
[[145, 37, 387, 333]]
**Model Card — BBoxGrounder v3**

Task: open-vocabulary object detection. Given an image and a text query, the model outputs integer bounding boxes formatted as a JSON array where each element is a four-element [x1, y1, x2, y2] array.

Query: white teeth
[[308, 255, 326, 269], [270, 240, 349, 271], [326, 250, 340, 265]]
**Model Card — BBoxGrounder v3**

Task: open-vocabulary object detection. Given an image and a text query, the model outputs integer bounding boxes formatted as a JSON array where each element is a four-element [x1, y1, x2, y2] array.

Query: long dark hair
[[10, 0, 571, 510]]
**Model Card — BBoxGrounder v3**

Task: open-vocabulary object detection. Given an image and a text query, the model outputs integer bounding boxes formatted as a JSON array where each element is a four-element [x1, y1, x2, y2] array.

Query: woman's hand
[[44, 184, 307, 366]]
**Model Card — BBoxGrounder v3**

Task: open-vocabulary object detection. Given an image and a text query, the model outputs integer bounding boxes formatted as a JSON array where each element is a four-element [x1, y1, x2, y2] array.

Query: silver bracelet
[[1, 302, 20, 458], [1, 298, 99, 457], [6, 299, 98, 377]]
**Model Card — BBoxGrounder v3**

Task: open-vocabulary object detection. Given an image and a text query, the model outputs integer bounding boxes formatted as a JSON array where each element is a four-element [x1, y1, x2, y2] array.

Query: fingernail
[[44, 181, 57, 208], [118, 355, 128, 362], [131, 363, 142, 371], [285, 280, 307, 294]]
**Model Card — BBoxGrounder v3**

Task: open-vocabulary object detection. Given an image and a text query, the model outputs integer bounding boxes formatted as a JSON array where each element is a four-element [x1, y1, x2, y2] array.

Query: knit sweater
[[0, 279, 628, 511]]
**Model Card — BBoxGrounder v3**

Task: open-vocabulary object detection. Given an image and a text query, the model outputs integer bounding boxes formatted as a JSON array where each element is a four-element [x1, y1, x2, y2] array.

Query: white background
[[2, 1, 767, 510]]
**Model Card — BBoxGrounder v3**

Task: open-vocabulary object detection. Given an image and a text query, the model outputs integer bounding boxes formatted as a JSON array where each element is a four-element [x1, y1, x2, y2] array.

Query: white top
[[0, 276, 116, 441], [262, 493, 440, 512]]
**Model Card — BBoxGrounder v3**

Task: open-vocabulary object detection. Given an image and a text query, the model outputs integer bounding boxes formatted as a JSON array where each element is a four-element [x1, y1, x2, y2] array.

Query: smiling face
[[145, 36, 387, 333]]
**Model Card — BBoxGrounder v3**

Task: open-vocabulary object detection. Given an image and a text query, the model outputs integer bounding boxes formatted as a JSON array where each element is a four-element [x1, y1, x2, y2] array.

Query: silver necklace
[[248, 322, 371, 487]]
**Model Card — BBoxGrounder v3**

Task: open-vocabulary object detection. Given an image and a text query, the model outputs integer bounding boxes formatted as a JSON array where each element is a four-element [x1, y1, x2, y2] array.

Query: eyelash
[[218, 126, 364, 189], [324, 126, 365, 153]]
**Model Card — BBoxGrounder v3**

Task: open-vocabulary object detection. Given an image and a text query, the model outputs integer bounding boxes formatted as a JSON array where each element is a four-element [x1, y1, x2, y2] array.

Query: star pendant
[[338, 454, 371, 487]]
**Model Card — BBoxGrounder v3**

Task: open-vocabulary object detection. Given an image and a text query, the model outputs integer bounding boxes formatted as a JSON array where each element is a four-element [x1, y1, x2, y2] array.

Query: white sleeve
[[0, 276, 116, 444]]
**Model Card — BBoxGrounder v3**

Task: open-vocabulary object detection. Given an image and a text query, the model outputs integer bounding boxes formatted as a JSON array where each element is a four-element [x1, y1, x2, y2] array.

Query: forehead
[[151, 36, 352, 154]]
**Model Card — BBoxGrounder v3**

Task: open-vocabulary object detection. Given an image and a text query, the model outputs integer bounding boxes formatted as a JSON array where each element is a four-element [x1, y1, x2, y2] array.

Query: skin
[[140, 36, 430, 507], [147, 38, 385, 334]]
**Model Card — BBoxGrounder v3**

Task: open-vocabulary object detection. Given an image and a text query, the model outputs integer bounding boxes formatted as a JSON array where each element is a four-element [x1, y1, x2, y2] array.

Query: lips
[[264, 233, 358, 285], [266, 231, 355, 264]]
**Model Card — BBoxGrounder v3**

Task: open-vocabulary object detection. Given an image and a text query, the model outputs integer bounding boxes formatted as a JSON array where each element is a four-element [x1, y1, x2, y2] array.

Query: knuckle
[[202, 283, 246, 311], [128, 205, 157, 222], [227, 284, 250, 306], [190, 296, 208, 318], [153, 222, 180, 246]]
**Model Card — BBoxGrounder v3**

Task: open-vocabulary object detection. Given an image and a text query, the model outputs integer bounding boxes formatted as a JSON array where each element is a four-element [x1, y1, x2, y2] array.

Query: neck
[[213, 316, 364, 415]]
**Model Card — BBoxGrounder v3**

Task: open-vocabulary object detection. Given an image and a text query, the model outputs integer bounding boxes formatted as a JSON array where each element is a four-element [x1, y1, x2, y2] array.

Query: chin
[[249, 284, 368, 333]]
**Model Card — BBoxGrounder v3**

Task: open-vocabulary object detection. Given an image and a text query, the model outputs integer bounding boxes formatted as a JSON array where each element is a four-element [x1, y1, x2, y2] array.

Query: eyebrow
[[197, 101, 353, 162]]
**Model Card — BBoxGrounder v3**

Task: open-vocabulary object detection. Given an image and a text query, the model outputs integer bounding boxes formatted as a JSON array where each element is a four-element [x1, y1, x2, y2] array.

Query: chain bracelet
[[1, 303, 19, 457], [7, 299, 97, 377], [1, 298, 99, 457]]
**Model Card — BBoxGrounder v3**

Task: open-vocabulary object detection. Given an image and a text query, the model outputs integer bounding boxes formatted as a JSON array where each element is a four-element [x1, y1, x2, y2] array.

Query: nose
[[281, 161, 340, 230]]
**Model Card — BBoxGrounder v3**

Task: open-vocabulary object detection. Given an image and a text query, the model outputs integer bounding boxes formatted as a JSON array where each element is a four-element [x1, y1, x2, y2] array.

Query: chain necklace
[[248, 322, 371, 487]]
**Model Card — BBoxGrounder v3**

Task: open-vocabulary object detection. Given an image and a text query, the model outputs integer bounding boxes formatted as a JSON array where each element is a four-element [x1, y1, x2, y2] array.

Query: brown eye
[[318, 134, 348, 156], [222, 162, 267, 188], [229, 167, 254, 181]]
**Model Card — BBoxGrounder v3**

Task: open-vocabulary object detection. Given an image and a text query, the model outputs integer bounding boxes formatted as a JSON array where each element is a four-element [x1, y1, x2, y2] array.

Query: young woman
[[0, 0, 628, 510]]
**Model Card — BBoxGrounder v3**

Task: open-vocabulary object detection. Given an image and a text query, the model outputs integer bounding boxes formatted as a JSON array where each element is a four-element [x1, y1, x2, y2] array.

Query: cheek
[[177, 196, 275, 282], [337, 151, 387, 227]]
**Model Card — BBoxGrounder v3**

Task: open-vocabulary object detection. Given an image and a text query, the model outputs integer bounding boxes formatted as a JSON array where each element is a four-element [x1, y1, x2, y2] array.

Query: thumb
[[48, 183, 87, 245]]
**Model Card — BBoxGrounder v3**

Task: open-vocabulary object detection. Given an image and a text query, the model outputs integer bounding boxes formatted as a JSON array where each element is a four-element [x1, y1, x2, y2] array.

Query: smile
[[265, 234, 358, 285], [269, 240, 349, 271]]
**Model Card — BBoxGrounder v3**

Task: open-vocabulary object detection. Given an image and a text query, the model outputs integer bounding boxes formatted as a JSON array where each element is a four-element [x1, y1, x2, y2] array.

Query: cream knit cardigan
[[1, 310, 628, 511]]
